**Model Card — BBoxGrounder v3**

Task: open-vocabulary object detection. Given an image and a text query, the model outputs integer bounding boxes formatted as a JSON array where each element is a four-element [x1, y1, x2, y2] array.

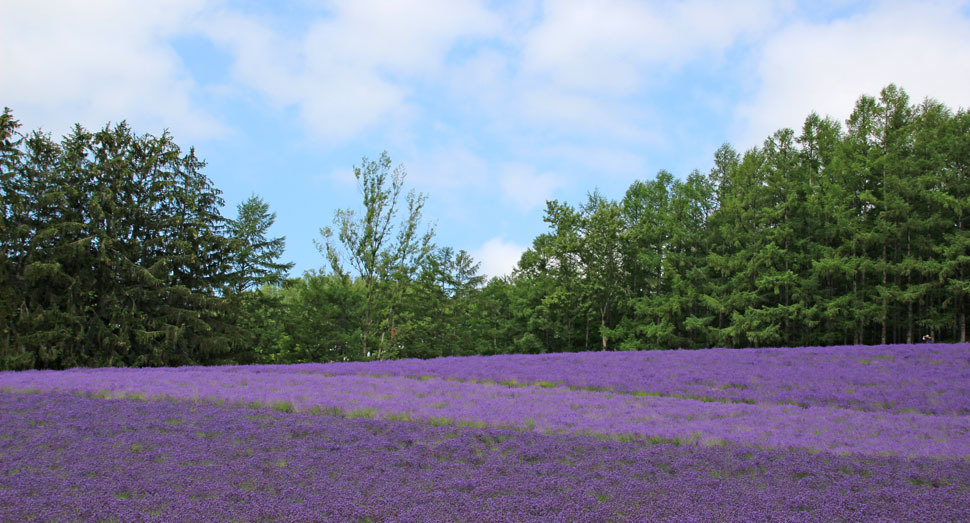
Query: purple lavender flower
[[2, 392, 968, 522], [2, 343, 969, 521]]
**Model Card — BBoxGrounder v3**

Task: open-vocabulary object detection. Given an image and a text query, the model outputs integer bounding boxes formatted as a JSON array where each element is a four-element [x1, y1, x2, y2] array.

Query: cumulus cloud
[[437, 0, 790, 152], [735, 0, 970, 147], [520, 0, 785, 95], [517, 88, 658, 144], [472, 237, 528, 279], [0, 0, 227, 141], [202, 0, 501, 142], [393, 144, 494, 224]]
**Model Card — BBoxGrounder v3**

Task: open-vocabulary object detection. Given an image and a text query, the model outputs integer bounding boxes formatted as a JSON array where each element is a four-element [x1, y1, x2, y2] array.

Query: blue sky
[[3, 0, 970, 278]]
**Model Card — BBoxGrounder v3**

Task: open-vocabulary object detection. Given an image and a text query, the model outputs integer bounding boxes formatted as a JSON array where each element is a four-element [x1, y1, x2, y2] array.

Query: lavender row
[[2, 392, 969, 522], [249, 343, 970, 414], [8, 344, 966, 414], [4, 368, 968, 458]]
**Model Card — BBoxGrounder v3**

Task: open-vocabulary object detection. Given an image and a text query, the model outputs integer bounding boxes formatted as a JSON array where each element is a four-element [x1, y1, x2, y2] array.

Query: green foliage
[[491, 84, 969, 350], [318, 152, 435, 359], [3, 83, 967, 369], [227, 195, 293, 293], [0, 110, 242, 369]]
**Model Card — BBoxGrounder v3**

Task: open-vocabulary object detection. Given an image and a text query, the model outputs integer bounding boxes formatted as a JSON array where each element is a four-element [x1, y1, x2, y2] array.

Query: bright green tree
[[319, 152, 435, 359]]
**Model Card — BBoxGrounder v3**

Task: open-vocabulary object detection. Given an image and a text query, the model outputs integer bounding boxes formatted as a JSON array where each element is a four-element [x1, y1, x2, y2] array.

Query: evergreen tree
[[0, 108, 26, 368], [0, 113, 239, 369], [618, 171, 675, 349], [438, 248, 486, 356], [798, 112, 857, 345], [938, 108, 970, 341], [227, 195, 294, 293], [471, 276, 518, 355], [280, 272, 365, 362]]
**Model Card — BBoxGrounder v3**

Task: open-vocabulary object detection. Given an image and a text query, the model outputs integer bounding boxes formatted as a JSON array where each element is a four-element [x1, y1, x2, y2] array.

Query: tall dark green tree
[[689, 144, 740, 347], [618, 171, 675, 349], [275, 272, 365, 362], [938, 108, 970, 341], [798, 112, 857, 345], [472, 276, 519, 355], [436, 248, 487, 356], [0, 112, 239, 369], [512, 231, 579, 353], [225, 195, 295, 363], [0, 108, 28, 368]]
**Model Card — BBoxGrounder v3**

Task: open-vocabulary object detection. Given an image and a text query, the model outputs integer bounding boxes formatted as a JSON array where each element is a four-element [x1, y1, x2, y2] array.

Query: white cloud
[[735, 0, 970, 147], [303, 1, 500, 75], [472, 237, 528, 279], [517, 88, 657, 143], [447, 48, 514, 111], [442, 0, 790, 150], [203, 0, 501, 142], [498, 164, 567, 212], [396, 144, 493, 223], [521, 0, 785, 95], [0, 0, 227, 141]]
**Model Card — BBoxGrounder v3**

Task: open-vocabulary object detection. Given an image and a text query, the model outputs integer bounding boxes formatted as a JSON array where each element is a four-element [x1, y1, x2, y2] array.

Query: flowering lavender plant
[[2, 392, 968, 522], [295, 343, 970, 414], [4, 365, 968, 458], [2, 343, 969, 520]]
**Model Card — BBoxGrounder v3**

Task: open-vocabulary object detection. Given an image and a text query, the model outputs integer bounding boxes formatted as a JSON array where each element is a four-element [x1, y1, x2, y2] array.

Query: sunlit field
[[2, 344, 969, 521]]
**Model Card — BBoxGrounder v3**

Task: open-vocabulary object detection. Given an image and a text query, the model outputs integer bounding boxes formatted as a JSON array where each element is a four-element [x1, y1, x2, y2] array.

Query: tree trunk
[[957, 291, 967, 343], [881, 243, 887, 345], [784, 255, 790, 344], [362, 305, 371, 358], [600, 304, 608, 350], [961, 218, 967, 343], [961, 250, 967, 342], [906, 231, 912, 344], [906, 302, 912, 344], [853, 274, 860, 345], [383, 304, 395, 359], [600, 320, 607, 350], [859, 265, 866, 345], [565, 309, 572, 351]]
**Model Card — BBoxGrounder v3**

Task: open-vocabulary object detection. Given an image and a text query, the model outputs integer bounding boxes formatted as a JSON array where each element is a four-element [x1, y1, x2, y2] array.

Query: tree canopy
[[1, 111, 239, 368], [2, 83, 968, 369]]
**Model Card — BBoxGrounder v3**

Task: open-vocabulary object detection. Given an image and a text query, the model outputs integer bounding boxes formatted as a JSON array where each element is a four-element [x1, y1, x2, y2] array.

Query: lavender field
[[2, 344, 970, 521]]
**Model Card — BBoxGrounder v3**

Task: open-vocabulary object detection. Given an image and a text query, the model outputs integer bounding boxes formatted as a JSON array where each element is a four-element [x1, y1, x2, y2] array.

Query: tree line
[[2, 84, 968, 369], [501, 85, 969, 353]]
